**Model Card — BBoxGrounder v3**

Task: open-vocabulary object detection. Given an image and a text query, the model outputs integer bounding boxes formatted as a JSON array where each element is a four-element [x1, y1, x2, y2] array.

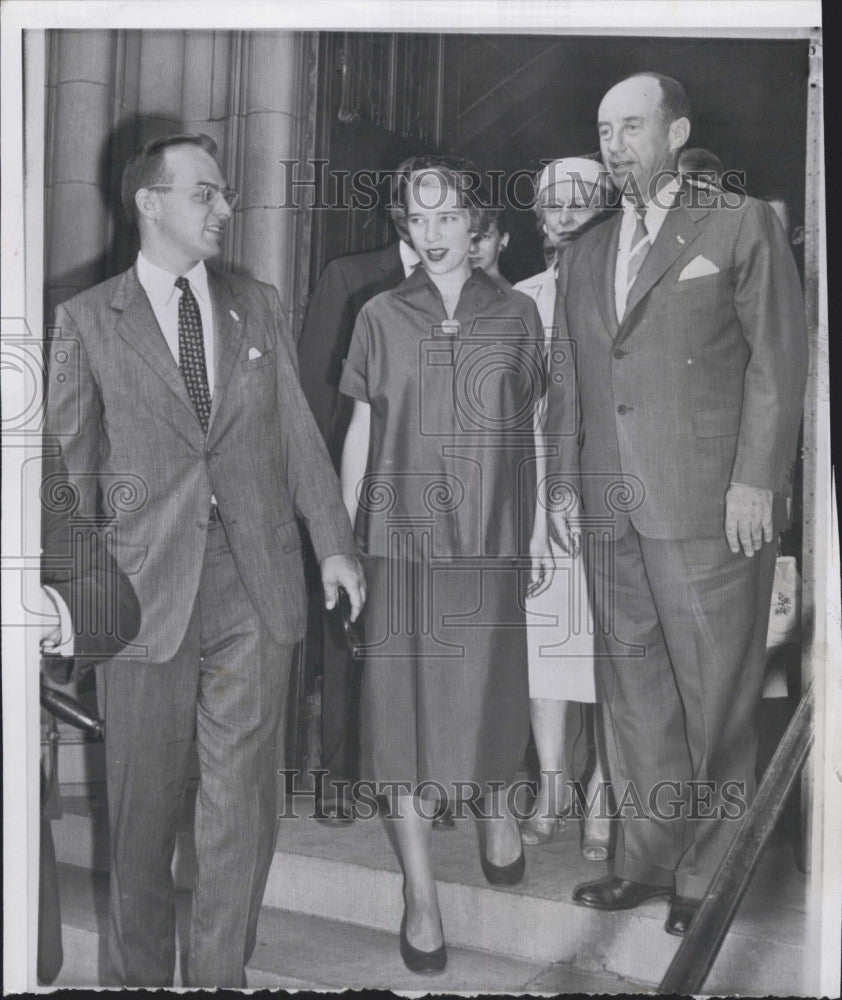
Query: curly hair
[[389, 153, 487, 240]]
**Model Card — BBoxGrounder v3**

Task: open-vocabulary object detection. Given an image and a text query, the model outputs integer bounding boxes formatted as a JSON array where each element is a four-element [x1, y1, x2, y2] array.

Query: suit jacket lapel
[[112, 267, 198, 420], [376, 241, 406, 288], [619, 204, 702, 334], [206, 269, 247, 434]]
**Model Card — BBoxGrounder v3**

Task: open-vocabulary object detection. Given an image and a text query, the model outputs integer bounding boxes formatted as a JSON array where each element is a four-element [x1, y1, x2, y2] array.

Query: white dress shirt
[[136, 253, 219, 506], [136, 252, 216, 391], [399, 239, 421, 278], [614, 175, 681, 320]]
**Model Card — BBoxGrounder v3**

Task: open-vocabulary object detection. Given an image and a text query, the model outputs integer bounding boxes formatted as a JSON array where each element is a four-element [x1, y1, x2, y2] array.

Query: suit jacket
[[297, 242, 405, 463], [42, 264, 355, 662], [550, 190, 808, 539]]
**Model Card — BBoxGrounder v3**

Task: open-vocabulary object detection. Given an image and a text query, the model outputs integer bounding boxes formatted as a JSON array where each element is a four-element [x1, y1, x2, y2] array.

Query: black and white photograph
[[1, 1, 839, 994]]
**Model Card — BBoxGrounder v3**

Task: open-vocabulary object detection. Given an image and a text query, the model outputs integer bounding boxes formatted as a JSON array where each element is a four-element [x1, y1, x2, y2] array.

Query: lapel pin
[[677, 236, 685, 245], [230, 309, 239, 321]]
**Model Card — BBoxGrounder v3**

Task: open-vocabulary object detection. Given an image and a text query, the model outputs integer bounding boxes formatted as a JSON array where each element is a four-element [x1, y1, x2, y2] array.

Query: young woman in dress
[[339, 155, 551, 972]]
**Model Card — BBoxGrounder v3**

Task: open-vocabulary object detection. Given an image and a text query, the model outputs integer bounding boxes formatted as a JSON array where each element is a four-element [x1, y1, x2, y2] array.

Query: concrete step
[[53, 863, 649, 992], [51, 792, 808, 994]]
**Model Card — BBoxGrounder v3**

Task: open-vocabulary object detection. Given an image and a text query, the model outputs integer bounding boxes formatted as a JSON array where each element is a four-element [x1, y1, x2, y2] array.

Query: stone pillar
[[45, 28, 315, 326], [136, 30, 185, 136], [238, 32, 309, 322], [44, 30, 117, 315]]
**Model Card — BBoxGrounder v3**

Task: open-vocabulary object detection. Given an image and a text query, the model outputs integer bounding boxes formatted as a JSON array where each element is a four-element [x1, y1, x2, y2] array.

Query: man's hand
[[321, 553, 366, 621], [527, 528, 555, 598], [548, 512, 580, 558], [725, 483, 774, 557], [38, 585, 72, 656]]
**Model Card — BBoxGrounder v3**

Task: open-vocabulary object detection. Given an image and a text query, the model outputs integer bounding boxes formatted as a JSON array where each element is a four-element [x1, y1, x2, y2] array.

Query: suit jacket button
[[613, 348, 627, 359]]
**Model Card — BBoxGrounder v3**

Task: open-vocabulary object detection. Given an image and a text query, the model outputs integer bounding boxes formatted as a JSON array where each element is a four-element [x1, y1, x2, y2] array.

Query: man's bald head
[[598, 73, 691, 201]]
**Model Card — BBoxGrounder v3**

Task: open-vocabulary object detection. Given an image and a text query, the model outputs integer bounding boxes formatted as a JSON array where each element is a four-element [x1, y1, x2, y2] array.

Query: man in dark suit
[[548, 74, 807, 935], [297, 225, 419, 811], [42, 133, 365, 987], [38, 531, 142, 985]]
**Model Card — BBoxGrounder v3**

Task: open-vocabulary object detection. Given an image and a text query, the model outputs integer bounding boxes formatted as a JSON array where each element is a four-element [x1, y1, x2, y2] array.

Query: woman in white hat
[[515, 157, 614, 859]]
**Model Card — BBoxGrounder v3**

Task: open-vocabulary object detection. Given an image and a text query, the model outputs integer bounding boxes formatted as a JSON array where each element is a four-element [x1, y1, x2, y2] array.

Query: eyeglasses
[[146, 182, 240, 210]]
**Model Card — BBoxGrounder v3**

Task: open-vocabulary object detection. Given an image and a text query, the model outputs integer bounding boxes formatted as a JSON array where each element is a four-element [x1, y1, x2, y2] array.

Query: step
[[51, 793, 808, 994], [53, 863, 650, 993]]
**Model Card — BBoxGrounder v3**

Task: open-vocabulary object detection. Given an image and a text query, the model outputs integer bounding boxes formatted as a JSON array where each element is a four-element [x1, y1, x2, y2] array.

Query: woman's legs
[[483, 786, 525, 865], [581, 703, 614, 860], [523, 697, 575, 841], [389, 793, 443, 951]]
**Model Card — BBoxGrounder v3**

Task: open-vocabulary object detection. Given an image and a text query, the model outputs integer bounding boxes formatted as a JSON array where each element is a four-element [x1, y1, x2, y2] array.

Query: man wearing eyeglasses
[[42, 133, 365, 988]]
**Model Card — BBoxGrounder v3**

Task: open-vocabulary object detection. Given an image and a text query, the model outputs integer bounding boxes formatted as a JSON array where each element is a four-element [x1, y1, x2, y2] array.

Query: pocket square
[[248, 347, 263, 360], [679, 255, 720, 281]]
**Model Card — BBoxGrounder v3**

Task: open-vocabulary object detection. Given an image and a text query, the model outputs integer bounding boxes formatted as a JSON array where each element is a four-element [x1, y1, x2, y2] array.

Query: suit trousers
[[589, 522, 776, 899], [95, 518, 293, 987]]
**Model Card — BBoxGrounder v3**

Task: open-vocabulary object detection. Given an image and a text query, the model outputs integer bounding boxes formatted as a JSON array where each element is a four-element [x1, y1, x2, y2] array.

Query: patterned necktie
[[175, 276, 211, 433], [625, 207, 651, 295]]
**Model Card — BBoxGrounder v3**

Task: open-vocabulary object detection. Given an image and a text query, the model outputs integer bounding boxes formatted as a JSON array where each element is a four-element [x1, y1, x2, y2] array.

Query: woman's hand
[[527, 526, 555, 598]]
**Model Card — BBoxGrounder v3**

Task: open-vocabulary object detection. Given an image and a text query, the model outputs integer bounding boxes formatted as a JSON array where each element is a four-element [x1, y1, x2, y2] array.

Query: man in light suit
[[548, 74, 807, 935], [297, 221, 419, 813], [42, 133, 365, 987]]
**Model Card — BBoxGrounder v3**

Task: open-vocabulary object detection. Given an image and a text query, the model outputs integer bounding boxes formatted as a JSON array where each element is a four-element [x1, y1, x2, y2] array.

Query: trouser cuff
[[614, 856, 675, 889]]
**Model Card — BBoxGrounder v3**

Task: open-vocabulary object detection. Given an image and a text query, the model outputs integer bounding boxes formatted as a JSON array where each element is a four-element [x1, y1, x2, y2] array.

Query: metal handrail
[[659, 679, 815, 994]]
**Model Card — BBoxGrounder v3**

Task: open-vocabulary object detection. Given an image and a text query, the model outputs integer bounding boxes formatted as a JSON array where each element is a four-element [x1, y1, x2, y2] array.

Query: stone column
[[44, 30, 117, 315], [238, 32, 311, 325]]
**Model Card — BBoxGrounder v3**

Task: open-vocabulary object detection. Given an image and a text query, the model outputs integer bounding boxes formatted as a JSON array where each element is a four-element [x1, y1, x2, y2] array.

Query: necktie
[[175, 276, 211, 432], [625, 207, 651, 295]]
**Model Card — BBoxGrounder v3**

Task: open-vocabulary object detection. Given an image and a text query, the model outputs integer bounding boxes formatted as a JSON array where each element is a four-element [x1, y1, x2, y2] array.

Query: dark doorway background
[[311, 33, 809, 285]]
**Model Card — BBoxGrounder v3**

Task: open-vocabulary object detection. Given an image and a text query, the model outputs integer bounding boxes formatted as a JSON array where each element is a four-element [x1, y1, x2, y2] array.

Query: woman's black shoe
[[480, 846, 525, 885], [399, 912, 447, 973]]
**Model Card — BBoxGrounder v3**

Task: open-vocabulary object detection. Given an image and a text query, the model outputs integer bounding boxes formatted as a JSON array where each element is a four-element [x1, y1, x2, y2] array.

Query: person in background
[[550, 72, 807, 936], [541, 232, 557, 270], [468, 205, 511, 287], [676, 146, 725, 190], [339, 154, 551, 973], [37, 530, 142, 984], [514, 157, 614, 859]]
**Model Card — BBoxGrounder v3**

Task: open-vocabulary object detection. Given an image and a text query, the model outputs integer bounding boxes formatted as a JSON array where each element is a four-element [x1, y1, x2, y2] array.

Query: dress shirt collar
[[621, 174, 681, 244], [398, 239, 421, 277], [136, 252, 211, 309]]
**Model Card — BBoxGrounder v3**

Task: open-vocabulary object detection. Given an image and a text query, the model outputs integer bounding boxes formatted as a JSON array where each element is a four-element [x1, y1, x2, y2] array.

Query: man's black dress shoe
[[480, 847, 525, 886], [665, 895, 700, 936], [432, 807, 455, 830], [399, 911, 447, 973], [572, 876, 671, 910]]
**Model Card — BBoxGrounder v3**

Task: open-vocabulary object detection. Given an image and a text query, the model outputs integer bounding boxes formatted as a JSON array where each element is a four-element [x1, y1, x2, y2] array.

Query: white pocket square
[[679, 255, 720, 281], [248, 347, 263, 360]]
